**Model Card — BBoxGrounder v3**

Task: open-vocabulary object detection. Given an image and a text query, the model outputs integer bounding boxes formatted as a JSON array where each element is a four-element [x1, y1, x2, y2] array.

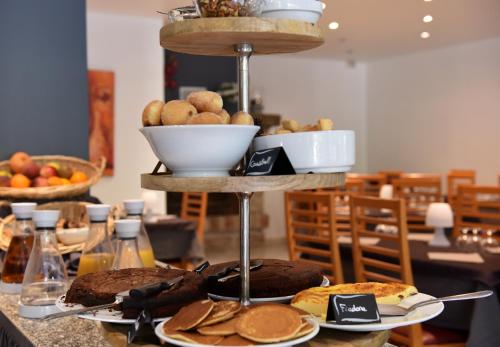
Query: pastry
[[187, 112, 224, 125], [197, 316, 240, 336], [163, 299, 215, 331], [161, 100, 197, 125], [217, 109, 231, 124], [318, 118, 334, 131], [282, 119, 300, 132], [235, 304, 302, 343], [198, 301, 241, 327], [291, 282, 418, 320], [187, 91, 223, 113], [230, 111, 254, 125], [275, 128, 292, 134], [142, 100, 164, 126], [204, 259, 324, 298]]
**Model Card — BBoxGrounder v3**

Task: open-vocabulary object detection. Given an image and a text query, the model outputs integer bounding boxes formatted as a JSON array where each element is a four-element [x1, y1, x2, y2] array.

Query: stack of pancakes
[[163, 299, 316, 346]]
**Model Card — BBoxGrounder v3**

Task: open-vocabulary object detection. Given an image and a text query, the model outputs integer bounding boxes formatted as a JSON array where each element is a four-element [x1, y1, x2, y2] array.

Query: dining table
[[338, 234, 500, 347]]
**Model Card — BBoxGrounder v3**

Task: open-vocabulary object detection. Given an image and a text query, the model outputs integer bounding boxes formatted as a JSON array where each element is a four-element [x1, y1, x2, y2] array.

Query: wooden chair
[[453, 185, 500, 239], [285, 191, 344, 284], [180, 192, 208, 243], [350, 196, 466, 347], [379, 170, 403, 184], [447, 170, 475, 206], [393, 176, 442, 233], [346, 173, 385, 197]]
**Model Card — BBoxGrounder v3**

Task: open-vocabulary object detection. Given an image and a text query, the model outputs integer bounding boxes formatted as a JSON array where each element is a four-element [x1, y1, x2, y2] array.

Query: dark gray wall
[[0, 0, 89, 160]]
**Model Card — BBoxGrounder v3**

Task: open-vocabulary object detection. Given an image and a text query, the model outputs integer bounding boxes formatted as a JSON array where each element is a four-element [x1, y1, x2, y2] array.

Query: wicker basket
[[0, 155, 105, 199]]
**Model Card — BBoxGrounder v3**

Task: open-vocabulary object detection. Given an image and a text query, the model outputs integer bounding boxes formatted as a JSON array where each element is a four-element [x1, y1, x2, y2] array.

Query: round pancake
[[294, 320, 315, 338], [165, 330, 223, 345], [197, 315, 240, 336], [198, 301, 241, 327], [235, 304, 302, 343], [217, 334, 254, 346], [163, 299, 214, 332]]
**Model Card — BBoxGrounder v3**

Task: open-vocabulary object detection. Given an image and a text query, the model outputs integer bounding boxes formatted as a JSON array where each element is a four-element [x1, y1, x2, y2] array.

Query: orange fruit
[[48, 176, 62, 186], [11, 174, 30, 188], [60, 178, 71, 185], [70, 171, 88, 184]]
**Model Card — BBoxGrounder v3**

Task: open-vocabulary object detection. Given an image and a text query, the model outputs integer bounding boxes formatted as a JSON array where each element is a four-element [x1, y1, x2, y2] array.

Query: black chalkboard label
[[245, 147, 295, 176], [326, 294, 381, 325]]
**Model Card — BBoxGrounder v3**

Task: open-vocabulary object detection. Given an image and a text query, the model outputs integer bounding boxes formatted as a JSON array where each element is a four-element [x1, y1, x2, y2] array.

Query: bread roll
[[187, 112, 224, 125], [161, 100, 197, 125], [230, 111, 254, 125], [142, 100, 164, 126], [318, 118, 334, 131], [217, 109, 230, 124], [282, 120, 300, 132], [187, 91, 223, 113], [275, 128, 292, 134], [300, 124, 319, 132]]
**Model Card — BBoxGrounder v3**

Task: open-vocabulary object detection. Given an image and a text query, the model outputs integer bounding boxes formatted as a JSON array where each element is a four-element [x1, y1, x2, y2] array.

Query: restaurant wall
[[251, 55, 367, 239], [366, 37, 500, 186], [86, 13, 166, 210]]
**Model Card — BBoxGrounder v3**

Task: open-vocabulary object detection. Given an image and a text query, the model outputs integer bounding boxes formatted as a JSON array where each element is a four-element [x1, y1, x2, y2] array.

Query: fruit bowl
[[140, 125, 260, 177], [253, 130, 355, 173]]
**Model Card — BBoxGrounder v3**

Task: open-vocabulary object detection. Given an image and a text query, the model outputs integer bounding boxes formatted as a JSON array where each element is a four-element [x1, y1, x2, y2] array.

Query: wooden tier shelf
[[141, 173, 344, 193], [160, 17, 324, 56]]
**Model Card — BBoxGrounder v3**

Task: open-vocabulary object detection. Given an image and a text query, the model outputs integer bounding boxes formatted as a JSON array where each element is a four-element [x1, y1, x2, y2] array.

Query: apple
[[47, 162, 61, 173], [40, 165, 58, 178], [58, 165, 73, 179], [31, 177, 49, 187], [9, 152, 32, 174], [0, 170, 12, 178], [0, 176, 10, 187], [22, 161, 40, 179]]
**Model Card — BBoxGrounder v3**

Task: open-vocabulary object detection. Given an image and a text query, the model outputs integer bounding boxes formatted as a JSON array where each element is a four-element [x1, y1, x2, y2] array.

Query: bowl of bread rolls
[[140, 91, 259, 177], [253, 119, 355, 173]]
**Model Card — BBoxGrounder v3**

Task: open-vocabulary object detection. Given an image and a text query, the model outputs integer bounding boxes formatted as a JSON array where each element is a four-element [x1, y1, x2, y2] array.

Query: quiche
[[291, 282, 418, 320]]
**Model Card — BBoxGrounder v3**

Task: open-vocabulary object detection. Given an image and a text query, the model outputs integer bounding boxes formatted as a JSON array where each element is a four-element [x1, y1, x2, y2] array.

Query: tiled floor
[[204, 237, 289, 264]]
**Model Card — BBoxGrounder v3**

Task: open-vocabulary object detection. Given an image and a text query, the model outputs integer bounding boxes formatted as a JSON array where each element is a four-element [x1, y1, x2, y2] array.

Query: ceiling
[[87, 0, 500, 61]]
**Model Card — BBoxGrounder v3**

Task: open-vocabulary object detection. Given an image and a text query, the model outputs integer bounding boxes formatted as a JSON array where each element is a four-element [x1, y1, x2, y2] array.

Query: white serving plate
[[55, 295, 164, 324], [261, 0, 323, 23], [140, 125, 259, 177], [319, 293, 444, 332], [253, 130, 355, 174], [155, 316, 320, 347], [208, 276, 330, 304]]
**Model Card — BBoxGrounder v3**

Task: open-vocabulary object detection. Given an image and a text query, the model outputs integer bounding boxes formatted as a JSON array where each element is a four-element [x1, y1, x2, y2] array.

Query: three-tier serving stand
[[142, 17, 346, 306]]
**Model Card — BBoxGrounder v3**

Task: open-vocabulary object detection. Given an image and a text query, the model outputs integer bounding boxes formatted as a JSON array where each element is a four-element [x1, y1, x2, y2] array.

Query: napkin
[[338, 236, 380, 246], [428, 252, 484, 263], [408, 233, 434, 242]]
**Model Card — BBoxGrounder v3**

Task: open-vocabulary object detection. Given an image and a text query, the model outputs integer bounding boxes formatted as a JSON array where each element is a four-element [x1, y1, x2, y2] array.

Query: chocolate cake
[[204, 259, 324, 298], [65, 268, 208, 318]]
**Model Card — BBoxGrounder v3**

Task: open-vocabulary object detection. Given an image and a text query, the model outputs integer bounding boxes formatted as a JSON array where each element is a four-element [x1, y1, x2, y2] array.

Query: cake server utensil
[[41, 289, 130, 320], [218, 259, 264, 283], [378, 290, 493, 317]]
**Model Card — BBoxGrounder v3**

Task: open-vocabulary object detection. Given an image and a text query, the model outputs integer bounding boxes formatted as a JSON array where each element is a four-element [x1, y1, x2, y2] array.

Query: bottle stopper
[[33, 210, 60, 228], [123, 199, 144, 215], [86, 204, 110, 222], [11, 203, 37, 220], [115, 220, 141, 239]]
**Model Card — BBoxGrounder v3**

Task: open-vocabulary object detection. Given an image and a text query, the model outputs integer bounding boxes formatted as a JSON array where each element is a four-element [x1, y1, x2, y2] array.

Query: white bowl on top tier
[[253, 130, 355, 174], [260, 0, 323, 23], [140, 125, 260, 177]]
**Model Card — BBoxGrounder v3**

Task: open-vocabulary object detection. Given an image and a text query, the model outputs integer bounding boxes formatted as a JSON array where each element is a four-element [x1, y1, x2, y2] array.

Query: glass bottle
[[19, 210, 68, 318], [77, 204, 115, 276], [111, 220, 144, 270], [0, 203, 37, 294], [123, 200, 155, 267]]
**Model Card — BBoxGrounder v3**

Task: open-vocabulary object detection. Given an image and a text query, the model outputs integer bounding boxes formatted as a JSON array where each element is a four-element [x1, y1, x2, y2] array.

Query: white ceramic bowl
[[140, 125, 260, 177], [56, 227, 89, 245], [253, 130, 355, 173], [261, 0, 323, 23]]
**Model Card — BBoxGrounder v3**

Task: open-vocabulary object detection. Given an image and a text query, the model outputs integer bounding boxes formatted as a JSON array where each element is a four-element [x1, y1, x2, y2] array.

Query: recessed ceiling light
[[423, 15, 433, 23], [424, 0, 432, 2], [321, 2, 326, 10], [420, 31, 430, 39], [329, 22, 340, 30]]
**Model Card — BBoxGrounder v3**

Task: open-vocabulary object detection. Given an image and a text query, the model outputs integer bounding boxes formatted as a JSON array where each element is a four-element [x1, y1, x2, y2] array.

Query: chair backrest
[[379, 170, 403, 184], [393, 176, 442, 232], [453, 185, 500, 237], [346, 173, 385, 197], [447, 170, 476, 205], [180, 192, 208, 243], [350, 196, 414, 284], [285, 191, 344, 284]]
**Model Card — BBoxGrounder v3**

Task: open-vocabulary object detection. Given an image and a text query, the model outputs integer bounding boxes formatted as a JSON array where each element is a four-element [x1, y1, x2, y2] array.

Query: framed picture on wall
[[88, 70, 114, 176], [179, 86, 206, 100]]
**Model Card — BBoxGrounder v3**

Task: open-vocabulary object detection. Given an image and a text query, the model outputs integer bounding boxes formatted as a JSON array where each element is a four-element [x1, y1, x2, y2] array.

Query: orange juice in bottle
[[123, 200, 156, 267]]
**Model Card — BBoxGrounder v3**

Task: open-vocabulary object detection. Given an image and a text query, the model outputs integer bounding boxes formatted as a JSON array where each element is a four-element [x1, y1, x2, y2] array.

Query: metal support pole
[[236, 43, 253, 113], [236, 192, 252, 306]]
